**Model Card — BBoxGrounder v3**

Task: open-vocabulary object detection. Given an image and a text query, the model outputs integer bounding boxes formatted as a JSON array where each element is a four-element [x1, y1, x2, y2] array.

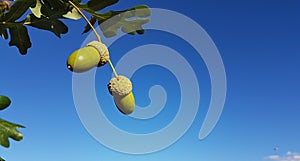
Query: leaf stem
[[67, 0, 119, 78]]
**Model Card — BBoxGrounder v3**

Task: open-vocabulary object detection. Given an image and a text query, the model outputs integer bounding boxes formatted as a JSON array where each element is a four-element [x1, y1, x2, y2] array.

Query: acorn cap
[[87, 41, 110, 66], [108, 76, 132, 97]]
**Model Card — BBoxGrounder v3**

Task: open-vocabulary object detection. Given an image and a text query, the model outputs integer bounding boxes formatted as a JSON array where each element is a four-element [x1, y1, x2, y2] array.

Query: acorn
[[0, 95, 11, 111], [107, 76, 135, 115], [67, 41, 110, 73]]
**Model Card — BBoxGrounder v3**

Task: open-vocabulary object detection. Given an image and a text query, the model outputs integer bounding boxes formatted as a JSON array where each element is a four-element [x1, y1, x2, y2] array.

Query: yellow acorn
[[67, 41, 110, 73], [107, 76, 135, 115]]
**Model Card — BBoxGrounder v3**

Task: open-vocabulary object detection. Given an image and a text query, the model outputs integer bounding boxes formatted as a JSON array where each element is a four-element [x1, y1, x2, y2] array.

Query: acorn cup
[[107, 76, 135, 115], [67, 41, 110, 73]]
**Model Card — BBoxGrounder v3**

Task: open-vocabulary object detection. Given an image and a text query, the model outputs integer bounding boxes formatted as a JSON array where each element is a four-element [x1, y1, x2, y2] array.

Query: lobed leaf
[[40, 0, 69, 18], [30, 0, 72, 19], [63, 7, 82, 20], [30, 0, 43, 18], [0, 118, 25, 148], [72, 0, 82, 4], [0, 0, 151, 55], [8, 25, 31, 55], [82, 5, 151, 37], [0, 26, 8, 39], [24, 14, 68, 38], [3, 0, 36, 22], [87, 0, 119, 11]]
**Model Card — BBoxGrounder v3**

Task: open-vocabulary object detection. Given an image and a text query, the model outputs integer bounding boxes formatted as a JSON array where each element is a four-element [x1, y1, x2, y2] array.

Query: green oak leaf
[[0, 12, 7, 39], [44, 0, 68, 10], [63, 7, 82, 20], [0, 26, 8, 39], [30, 0, 72, 18], [40, 0, 70, 18], [31, 0, 81, 20], [87, 0, 119, 11], [8, 25, 31, 55], [0, 156, 5, 161], [100, 15, 149, 37], [3, 0, 36, 22], [30, 0, 43, 18], [82, 5, 151, 37], [0, 118, 25, 148], [72, 0, 82, 4], [0, 0, 151, 55], [23, 14, 68, 38]]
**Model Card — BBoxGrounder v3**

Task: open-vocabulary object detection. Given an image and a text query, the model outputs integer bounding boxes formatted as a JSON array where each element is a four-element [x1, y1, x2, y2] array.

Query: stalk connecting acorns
[[66, 1, 136, 115], [67, 42, 136, 114]]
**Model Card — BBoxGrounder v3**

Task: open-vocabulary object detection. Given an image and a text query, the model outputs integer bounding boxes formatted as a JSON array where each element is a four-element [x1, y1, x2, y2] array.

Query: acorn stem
[[108, 59, 119, 78], [68, 0, 119, 78], [68, 0, 102, 43]]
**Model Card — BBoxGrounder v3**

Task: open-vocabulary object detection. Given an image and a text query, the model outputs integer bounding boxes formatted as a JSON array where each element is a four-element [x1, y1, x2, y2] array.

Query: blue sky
[[1, 0, 300, 161]]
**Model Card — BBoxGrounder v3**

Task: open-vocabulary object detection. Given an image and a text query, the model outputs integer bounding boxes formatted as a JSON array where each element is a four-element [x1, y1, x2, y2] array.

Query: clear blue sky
[[1, 0, 300, 161]]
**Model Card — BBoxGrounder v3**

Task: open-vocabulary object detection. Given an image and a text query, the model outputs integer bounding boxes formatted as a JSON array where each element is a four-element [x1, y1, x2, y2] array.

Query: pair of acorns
[[67, 41, 135, 115]]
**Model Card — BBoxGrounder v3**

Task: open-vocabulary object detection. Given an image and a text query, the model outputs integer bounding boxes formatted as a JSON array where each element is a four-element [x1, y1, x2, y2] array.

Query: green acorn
[[108, 76, 135, 115], [0, 95, 11, 111], [67, 41, 110, 73]]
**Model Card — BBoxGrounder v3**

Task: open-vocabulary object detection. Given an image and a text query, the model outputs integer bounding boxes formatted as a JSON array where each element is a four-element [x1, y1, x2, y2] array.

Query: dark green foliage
[[0, 118, 25, 148], [0, 0, 151, 55], [2, 0, 36, 22], [87, 0, 119, 11], [8, 25, 31, 54], [23, 14, 68, 38], [0, 95, 25, 160], [0, 95, 11, 110]]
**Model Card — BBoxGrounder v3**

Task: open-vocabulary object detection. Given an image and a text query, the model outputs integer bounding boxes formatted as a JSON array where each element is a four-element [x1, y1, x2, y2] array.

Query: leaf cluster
[[0, 118, 24, 161], [0, 0, 151, 54], [0, 118, 24, 148], [0, 94, 24, 160]]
